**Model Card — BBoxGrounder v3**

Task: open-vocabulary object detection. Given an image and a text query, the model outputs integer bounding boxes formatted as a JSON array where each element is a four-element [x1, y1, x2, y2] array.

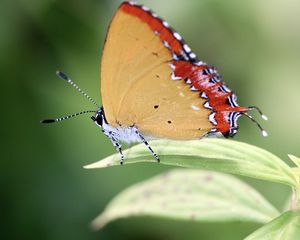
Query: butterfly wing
[[101, 2, 215, 140]]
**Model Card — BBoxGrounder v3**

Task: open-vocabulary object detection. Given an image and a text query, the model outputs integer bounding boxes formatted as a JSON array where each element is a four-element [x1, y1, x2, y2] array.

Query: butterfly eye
[[92, 113, 103, 126], [95, 114, 103, 126]]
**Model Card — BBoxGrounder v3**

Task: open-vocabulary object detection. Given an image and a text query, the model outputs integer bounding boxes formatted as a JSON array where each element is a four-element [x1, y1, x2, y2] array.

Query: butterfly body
[[93, 109, 144, 144], [92, 108, 159, 163]]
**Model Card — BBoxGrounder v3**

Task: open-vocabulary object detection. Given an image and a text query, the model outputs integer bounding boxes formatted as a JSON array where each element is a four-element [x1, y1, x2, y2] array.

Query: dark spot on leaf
[[168, 120, 172, 124], [154, 105, 159, 109], [156, 75, 160, 78]]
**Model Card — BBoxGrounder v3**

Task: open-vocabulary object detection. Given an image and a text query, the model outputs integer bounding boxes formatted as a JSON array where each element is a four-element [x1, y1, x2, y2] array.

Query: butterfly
[[42, 1, 267, 164]]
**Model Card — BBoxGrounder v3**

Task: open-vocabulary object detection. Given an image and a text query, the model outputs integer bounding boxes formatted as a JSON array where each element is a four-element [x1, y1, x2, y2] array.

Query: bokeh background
[[2, 0, 300, 239]]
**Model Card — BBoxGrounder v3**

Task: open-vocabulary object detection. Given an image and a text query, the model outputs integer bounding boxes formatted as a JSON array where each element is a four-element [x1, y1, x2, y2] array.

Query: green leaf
[[291, 171, 300, 187], [288, 154, 300, 168], [92, 169, 279, 230], [282, 193, 293, 212], [85, 139, 297, 187], [244, 210, 300, 240]]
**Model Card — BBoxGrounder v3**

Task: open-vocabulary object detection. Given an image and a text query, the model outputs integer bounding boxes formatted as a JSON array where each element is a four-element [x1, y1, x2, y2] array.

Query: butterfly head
[[91, 108, 106, 127]]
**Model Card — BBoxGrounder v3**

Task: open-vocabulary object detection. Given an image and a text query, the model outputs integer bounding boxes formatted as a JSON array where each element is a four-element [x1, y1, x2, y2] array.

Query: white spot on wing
[[142, 6, 150, 11], [189, 53, 197, 59], [201, 92, 208, 99], [162, 21, 169, 27], [180, 51, 189, 61], [191, 104, 200, 111], [211, 77, 220, 83], [229, 112, 239, 128], [172, 53, 179, 60], [190, 86, 198, 91], [186, 79, 191, 84], [209, 112, 217, 125], [204, 102, 212, 110], [183, 44, 191, 53], [221, 85, 231, 93], [196, 61, 205, 66], [163, 41, 171, 49], [173, 32, 182, 40], [171, 72, 181, 80], [228, 95, 239, 107], [152, 12, 158, 17]]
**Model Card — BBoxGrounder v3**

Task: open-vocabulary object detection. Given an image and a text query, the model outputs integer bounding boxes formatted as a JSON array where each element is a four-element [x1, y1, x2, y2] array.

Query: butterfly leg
[[135, 130, 160, 163], [103, 130, 125, 165], [110, 136, 125, 165]]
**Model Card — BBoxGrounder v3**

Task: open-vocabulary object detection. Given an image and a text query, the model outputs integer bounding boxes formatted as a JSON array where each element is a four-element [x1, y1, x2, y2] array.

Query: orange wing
[[101, 2, 250, 139], [100, 2, 213, 140]]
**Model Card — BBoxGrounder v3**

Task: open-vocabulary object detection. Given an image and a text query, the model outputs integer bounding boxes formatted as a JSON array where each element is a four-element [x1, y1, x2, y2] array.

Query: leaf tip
[[83, 163, 94, 169], [288, 154, 300, 168], [83, 160, 115, 169], [90, 217, 106, 231]]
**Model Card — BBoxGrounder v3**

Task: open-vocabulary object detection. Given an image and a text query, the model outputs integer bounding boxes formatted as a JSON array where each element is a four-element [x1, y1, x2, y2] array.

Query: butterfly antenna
[[248, 106, 268, 121], [242, 112, 268, 137], [56, 70, 100, 108], [41, 110, 96, 124]]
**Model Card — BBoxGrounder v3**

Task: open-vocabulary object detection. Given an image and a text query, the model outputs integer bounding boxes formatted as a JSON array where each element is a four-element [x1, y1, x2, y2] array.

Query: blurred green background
[[1, 0, 300, 239]]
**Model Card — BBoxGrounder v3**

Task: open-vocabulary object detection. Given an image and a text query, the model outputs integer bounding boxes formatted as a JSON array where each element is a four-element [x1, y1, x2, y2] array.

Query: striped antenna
[[242, 112, 268, 137], [41, 110, 96, 124], [56, 71, 100, 108]]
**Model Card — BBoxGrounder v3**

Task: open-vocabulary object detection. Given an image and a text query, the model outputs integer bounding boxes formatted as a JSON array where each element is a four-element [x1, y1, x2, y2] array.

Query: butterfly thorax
[[92, 108, 143, 144]]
